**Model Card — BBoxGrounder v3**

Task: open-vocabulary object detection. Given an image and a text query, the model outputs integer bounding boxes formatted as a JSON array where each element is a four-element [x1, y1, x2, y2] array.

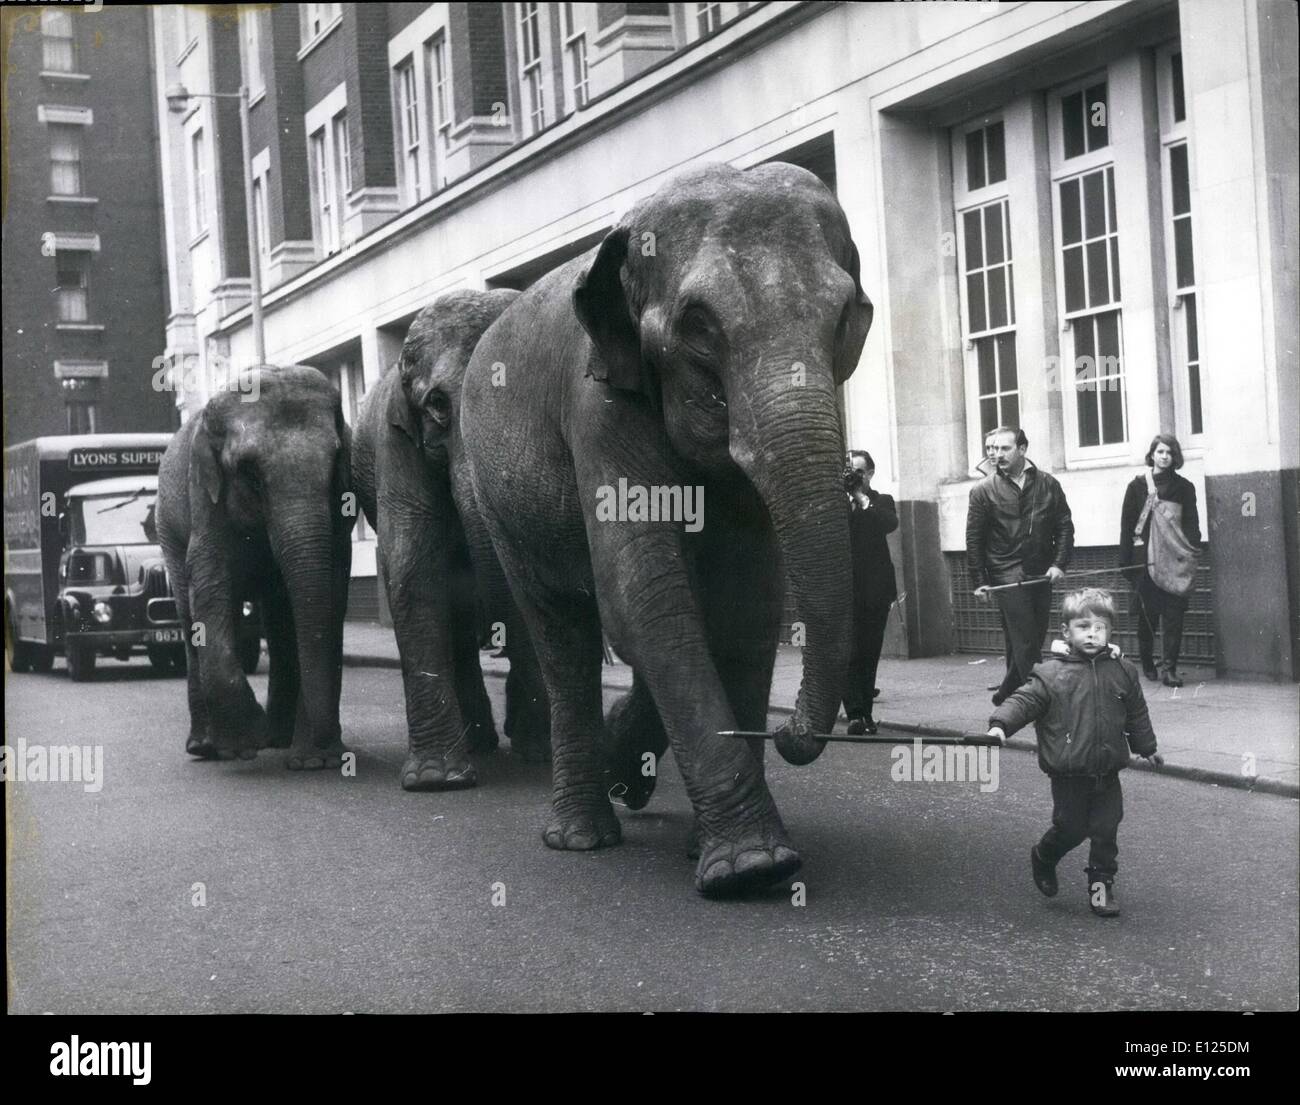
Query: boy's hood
[[1048, 639, 1115, 664]]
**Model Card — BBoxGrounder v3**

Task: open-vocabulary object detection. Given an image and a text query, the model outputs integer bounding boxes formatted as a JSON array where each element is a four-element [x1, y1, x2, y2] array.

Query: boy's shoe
[[873, 687, 881, 699], [1030, 845, 1058, 897], [1161, 669, 1184, 688], [1088, 878, 1121, 917], [846, 714, 867, 735]]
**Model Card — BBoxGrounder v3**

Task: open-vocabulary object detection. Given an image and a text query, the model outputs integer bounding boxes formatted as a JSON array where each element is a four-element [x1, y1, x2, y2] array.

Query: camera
[[843, 464, 864, 493]]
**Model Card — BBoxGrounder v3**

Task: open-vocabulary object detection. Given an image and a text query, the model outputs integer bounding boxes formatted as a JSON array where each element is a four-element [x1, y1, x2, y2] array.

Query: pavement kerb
[[342, 651, 1299, 799]]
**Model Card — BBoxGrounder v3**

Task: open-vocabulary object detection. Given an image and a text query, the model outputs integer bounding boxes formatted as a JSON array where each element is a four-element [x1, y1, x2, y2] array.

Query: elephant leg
[[491, 537, 618, 850], [262, 571, 299, 749], [186, 538, 266, 760], [165, 546, 215, 759], [448, 564, 498, 756], [604, 673, 667, 811], [378, 495, 476, 791], [591, 515, 798, 898]]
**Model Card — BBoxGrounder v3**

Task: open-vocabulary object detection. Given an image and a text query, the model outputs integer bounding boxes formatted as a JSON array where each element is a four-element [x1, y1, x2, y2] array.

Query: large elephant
[[156, 366, 355, 767], [461, 162, 873, 897], [352, 289, 549, 791]]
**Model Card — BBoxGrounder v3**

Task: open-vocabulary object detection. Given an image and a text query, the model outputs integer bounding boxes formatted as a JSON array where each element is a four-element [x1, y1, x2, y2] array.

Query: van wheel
[[67, 641, 97, 681], [7, 634, 32, 673], [30, 645, 55, 673], [148, 644, 186, 676]]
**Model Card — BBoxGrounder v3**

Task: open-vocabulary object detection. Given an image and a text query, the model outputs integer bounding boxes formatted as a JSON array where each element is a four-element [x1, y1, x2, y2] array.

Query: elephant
[[461, 161, 873, 897], [351, 288, 550, 791], [156, 365, 355, 767]]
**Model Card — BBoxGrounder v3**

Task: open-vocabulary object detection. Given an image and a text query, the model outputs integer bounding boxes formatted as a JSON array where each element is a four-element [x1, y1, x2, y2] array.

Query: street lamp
[[166, 82, 265, 365]]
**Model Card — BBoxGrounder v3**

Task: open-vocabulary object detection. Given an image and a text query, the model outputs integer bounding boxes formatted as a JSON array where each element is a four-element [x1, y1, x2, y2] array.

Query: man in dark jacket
[[966, 427, 1074, 705], [841, 450, 898, 735], [988, 588, 1162, 917]]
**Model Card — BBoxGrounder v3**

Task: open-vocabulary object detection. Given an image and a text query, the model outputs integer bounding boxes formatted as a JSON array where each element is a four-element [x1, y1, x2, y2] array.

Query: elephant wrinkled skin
[[352, 289, 550, 791], [461, 163, 873, 897], [156, 366, 355, 768]]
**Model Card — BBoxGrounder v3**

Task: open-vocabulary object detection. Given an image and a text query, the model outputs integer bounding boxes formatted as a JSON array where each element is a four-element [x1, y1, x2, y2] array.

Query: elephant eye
[[426, 390, 452, 427]]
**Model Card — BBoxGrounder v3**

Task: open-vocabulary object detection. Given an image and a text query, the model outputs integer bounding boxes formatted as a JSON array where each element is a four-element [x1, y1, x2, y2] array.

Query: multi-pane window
[[56, 254, 89, 322], [1061, 80, 1109, 158], [697, 2, 723, 36], [955, 118, 1018, 445], [397, 59, 422, 203], [310, 128, 340, 255], [965, 201, 1018, 435], [1161, 50, 1202, 435], [430, 34, 450, 132], [965, 120, 1005, 191], [50, 125, 82, 196], [189, 129, 208, 236], [41, 9, 76, 72], [301, 3, 340, 45], [563, 5, 589, 109], [252, 176, 269, 262], [243, 9, 264, 96], [519, 3, 546, 134], [63, 379, 97, 435], [333, 111, 351, 199], [1059, 164, 1126, 446]]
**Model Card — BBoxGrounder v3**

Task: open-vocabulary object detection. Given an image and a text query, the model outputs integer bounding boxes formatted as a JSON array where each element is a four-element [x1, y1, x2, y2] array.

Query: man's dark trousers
[[844, 603, 891, 718], [1039, 773, 1124, 880], [993, 574, 1052, 700]]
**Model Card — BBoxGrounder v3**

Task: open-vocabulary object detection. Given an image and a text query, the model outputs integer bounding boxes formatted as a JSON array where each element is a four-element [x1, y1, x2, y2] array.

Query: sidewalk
[[344, 621, 1299, 797]]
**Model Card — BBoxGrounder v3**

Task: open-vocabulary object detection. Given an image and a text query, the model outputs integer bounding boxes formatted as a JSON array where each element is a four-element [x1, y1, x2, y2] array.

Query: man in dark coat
[[966, 427, 1075, 705], [842, 450, 898, 734]]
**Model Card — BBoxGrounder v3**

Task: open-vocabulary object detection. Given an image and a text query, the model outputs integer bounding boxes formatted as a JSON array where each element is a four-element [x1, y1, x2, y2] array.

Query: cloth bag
[[1134, 471, 1198, 596]]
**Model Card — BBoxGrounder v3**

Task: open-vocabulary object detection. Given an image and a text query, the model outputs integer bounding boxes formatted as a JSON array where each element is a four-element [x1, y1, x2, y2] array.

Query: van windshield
[[75, 490, 159, 546]]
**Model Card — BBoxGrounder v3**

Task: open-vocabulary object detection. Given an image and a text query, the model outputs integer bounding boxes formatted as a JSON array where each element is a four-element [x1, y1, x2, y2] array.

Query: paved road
[[6, 658, 1297, 1012]]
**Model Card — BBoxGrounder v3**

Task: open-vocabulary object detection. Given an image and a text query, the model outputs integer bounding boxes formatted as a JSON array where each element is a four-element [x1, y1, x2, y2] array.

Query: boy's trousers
[[1038, 772, 1124, 879]]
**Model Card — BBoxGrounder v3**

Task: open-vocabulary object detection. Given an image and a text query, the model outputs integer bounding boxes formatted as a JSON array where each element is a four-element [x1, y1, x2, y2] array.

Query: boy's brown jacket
[[989, 650, 1157, 776]]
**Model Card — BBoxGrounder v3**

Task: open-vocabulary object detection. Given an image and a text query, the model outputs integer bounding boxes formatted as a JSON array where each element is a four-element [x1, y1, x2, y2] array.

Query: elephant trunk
[[735, 366, 851, 766], [269, 503, 343, 746]]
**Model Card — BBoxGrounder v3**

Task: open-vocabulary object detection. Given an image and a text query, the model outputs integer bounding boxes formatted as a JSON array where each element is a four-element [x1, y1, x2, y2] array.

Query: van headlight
[[92, 601, 113, 625]]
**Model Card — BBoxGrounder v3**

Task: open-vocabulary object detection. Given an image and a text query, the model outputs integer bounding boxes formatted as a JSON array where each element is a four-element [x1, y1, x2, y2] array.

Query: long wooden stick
[[718, 730, 1002, 747]]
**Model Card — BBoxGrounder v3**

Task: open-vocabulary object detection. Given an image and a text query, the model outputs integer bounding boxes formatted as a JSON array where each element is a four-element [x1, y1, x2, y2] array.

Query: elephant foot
[[286, 743, 348, 771], [400, 751, 477, 791], [603, 684, 667, 811], [510, 735, 551, 763], [695, 831, 802, 898], [186, 732, 218, 760], [466, 719, 499, 756], [542, 802, 621, 851], [266, 723, 294, 750]]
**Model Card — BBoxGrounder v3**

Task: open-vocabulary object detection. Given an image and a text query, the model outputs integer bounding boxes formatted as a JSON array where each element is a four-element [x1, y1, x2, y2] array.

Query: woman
[[1119, 433, 1201, 687], [842, 450, 898, 734]]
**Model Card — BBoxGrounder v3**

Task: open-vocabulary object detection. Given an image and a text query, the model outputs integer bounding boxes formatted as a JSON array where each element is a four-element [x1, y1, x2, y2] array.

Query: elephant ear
[[385, 369, 420, 443], [191, 409, 224, 506], [573, 227, 645, 396], [334, 403, 355, 502], [833, 240, 874, 386]]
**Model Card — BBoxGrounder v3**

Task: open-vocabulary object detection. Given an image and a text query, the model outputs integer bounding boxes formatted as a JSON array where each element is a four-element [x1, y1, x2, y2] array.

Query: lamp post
[[166, 82, 265, 365]]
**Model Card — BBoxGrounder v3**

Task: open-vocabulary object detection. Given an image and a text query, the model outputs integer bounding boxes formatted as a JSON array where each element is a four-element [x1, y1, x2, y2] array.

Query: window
[[310, 128, 340, 255], [429, 33, 450, 133], [189, 129, 208, 236], [1061, 80, 1109, 159], [41, 9, 76, 72], [396, 59, 422, 204], [56, 254, 89, 322], [301, 3, 340, 46], [955, 119, 1018, 444], [1160, 49, 1202, 436], [49, 125, 82, 196], [1058, 165, 1125, 447], [252, 175, 269, 262], [62, 378, 97, 435], [334, 112, 352, 199], [519, 3, 546, 134], [696, 2, 723, 36], [243, 9, 264, 97], [563, 5, 589, 109]]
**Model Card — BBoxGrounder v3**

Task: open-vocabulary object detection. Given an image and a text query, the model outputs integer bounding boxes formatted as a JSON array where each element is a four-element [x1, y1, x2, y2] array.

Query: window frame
[[518, 3, 547, 135], [308, 126, 341, 256], [49, 123, 83, 197], [55, 251, 90, 323], [562, 5, 589, 111], [189, 127, 209, 238], [41, 9, 77, 73], [242, 8, 265, 99], [395, 56, 424, 205]]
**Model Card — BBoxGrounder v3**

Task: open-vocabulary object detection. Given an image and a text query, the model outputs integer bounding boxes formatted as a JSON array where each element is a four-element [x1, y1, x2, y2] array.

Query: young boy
[[987, 588, 1163, 917]]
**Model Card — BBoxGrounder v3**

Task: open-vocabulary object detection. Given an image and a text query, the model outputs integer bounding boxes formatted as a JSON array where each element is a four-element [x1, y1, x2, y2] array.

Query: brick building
[[150, 2, 1298, 681], [2, 6, 174, 441]]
